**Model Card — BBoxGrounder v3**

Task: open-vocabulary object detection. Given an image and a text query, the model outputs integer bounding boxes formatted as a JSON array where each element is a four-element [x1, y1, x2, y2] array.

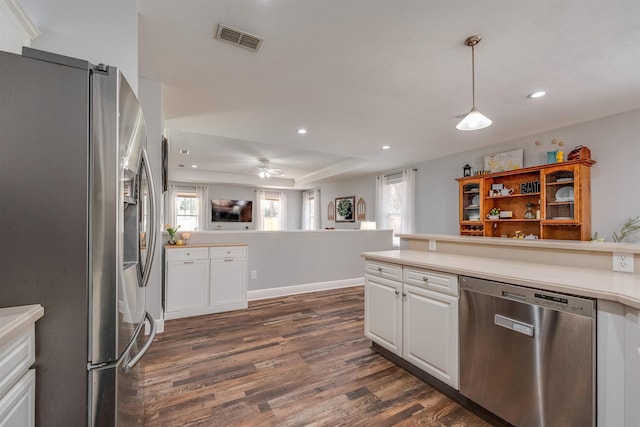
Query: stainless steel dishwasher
[[459, 275, 595, 427]]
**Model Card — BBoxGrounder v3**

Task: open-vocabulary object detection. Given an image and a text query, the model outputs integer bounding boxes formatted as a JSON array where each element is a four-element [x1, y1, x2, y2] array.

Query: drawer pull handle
[[224, 258, 233, 262], [422, 276, 429, 282], [377, 267, 383, 272], [395, 290, 400, 295], [183, 261, 194, 264]]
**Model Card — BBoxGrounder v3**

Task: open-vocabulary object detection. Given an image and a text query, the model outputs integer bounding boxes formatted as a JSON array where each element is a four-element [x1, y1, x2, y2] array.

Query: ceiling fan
[[256, 158, 282, 178]]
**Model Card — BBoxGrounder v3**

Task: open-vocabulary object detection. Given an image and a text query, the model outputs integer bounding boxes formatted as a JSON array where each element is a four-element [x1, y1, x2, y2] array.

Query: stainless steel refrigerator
[[0, 48, 158, 426]]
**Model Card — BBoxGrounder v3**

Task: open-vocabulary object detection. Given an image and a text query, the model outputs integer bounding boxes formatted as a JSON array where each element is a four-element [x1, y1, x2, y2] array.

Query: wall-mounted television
[[211, 199, 253, 222]]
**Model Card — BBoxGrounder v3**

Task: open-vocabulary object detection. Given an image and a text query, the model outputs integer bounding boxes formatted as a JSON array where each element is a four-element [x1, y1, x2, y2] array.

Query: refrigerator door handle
[[140, 148, 157, 288], [124, 311, 156, 373]]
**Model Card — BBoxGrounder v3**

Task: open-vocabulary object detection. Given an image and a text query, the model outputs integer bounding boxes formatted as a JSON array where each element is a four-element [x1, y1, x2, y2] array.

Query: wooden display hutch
[[457, 159, 595, 240]]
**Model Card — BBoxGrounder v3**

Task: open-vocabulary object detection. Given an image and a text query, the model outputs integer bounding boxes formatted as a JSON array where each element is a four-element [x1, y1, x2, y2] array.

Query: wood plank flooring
[[142, 286, 492, 426]]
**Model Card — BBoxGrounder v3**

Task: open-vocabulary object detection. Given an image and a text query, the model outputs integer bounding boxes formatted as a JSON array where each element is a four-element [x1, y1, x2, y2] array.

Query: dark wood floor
[[142, 286, 492, 426]]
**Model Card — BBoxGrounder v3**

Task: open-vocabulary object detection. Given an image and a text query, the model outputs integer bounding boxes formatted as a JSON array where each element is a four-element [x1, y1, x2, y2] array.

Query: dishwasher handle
[[495, 314, 534, 337]]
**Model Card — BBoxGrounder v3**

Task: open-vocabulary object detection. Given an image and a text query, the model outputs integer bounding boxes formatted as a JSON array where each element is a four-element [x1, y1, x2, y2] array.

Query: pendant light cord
[[471, 44, 476, 109]]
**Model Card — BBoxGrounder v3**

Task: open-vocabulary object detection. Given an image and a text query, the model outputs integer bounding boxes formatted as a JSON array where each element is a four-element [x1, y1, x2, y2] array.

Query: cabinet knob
[[422, 276, 429, 282], [402, 292, 407, 297], [395, 290, 400, 295], [377, 267, 383, 272], [186, 253, 190, 256]]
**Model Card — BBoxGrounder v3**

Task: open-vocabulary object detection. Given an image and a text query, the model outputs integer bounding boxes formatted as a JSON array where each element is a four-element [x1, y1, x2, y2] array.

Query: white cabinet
[[364, 260, 403, 355], [364, 274, 403, 356], [364, 259, 459, 389], [210, 246, 248, 311], [165, 245, 248, 320], [0, 306, 42, 427], [165, 248, 209, 318], [403, 284, 459, 388]]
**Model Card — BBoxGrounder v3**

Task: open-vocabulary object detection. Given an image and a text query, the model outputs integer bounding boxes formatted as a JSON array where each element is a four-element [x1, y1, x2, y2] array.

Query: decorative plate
[[555, 186, 574, 202], [471, 195, 480, 205]]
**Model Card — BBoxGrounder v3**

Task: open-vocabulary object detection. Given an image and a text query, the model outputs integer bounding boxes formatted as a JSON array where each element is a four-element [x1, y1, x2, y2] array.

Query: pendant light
[[456, 35, 492, 131]]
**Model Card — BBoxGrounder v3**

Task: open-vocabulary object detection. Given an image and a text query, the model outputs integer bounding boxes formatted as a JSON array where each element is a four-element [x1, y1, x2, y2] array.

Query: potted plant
[[487, 207, 500, 220]]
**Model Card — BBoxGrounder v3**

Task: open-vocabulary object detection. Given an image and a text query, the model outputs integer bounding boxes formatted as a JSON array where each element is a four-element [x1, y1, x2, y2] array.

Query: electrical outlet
[[251, 270, 257, 279], [612, 253, 634, 273]]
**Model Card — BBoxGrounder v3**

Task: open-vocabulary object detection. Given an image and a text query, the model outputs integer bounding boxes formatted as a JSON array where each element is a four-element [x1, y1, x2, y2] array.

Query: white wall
[[20, 0, 138, 94], [168, 182, 303, 231], [181, 230, 394, 292], [336, 109, 640, 242], [0, 0, 34, 53], [320, 174, 376, 230]]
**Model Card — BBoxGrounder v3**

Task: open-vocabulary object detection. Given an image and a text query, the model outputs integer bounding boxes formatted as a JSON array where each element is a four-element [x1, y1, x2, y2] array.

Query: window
[[256, 190, 287, 230], [302, 189, 320, 230], [168, 185, 206, 231], [376, 169, 416, 246]]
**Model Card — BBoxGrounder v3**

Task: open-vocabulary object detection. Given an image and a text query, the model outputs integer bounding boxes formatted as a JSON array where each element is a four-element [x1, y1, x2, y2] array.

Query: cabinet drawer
[[403, 267, 459, 297], [364, 260, 402, 281], [166, 247, 209, 261], [0, 326, 35, 401], [210, 246, 247, 259]]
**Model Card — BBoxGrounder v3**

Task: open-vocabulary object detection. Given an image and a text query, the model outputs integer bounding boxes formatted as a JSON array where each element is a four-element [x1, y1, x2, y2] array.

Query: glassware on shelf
[[524, 203, 536, 219]]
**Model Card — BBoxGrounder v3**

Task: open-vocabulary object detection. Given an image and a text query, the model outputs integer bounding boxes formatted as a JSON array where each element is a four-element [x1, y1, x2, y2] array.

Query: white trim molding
[[247, 277, 363, 301], [6, 0, 40, 39]]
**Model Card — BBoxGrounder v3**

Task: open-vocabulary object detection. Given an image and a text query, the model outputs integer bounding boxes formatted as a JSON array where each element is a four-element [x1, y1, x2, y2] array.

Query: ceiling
[[138, 0, 640, 188]]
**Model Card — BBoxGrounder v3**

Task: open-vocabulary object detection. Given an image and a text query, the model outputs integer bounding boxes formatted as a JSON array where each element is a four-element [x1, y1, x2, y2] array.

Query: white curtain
[[375, 170, 416, 245], [255, 190, 287, 230], [400, 168, 416, 234], [302, 189, 321, 230], [279, 191, 288, 230], [375, 175, 388, 230], [255, 189, 265, 230], [167, 184, 207, 231]]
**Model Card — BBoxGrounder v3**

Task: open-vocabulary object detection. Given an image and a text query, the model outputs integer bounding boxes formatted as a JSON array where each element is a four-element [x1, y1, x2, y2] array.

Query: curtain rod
[[379, 168, 418, 179]]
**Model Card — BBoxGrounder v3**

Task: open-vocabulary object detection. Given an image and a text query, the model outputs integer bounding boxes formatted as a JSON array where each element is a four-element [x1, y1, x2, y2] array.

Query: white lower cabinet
[[0, 369, 35, 427], [165, 245, 248, 320], [364, 274, 403, 355], [210, 246, 248, 311], [0, 321, 38, 427], [403, 284, 459, 388], [364, 259, 459, 389]]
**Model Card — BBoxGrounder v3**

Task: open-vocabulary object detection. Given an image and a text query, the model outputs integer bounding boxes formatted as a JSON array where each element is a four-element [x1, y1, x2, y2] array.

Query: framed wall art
[[335, 196, 355, 222]]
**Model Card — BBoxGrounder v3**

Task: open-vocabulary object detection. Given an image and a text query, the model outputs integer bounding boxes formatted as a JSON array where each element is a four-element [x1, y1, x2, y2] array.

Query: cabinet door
[[542, 164, 579, 223], [165, 259, 209, 313], [364, 274, 403, 356], [210, 257, 247, 307], [403, 284, 459, 388], [0, 369, 35, 426]]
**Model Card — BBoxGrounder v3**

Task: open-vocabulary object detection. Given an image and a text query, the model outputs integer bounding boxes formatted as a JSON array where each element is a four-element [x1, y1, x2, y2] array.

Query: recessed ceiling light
[[527, 91, 547, 99], [179, 149, 190, 155], [297, 128, 307, 134], [382, 145, 391, 150], [191, 164, 197, 168]]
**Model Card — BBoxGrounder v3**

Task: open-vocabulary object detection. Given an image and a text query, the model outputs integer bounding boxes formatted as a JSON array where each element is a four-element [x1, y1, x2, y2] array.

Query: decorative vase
[[546, 151, 557, 164], [168, 236, 176, 245]]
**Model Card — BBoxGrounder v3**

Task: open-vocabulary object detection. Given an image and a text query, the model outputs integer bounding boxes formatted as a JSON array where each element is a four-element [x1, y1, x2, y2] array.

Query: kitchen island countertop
[[0, 304, 44, 347], [363, 249, 640, 308]]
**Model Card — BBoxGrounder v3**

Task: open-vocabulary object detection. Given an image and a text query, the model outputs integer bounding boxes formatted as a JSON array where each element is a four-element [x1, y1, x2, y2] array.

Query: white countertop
[[363, 249, 640, 309], [0, 305, 44, 347]]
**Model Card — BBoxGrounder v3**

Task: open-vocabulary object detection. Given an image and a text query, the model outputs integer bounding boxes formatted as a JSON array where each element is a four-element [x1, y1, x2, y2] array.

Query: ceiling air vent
[[215, 24, 263, 52]]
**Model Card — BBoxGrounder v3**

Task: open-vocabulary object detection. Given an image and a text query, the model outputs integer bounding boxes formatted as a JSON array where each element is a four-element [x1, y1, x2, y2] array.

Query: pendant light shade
[[456, 35, 492, 131]]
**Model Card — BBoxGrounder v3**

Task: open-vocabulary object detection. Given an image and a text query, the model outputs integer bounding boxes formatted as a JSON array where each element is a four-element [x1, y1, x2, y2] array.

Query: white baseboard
[[145, 318, 164, 335], [247, 277, 364, 301]]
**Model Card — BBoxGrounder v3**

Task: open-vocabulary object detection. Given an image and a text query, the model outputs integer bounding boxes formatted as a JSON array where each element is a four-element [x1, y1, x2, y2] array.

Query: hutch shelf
[[456, 159, 595, 240]]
